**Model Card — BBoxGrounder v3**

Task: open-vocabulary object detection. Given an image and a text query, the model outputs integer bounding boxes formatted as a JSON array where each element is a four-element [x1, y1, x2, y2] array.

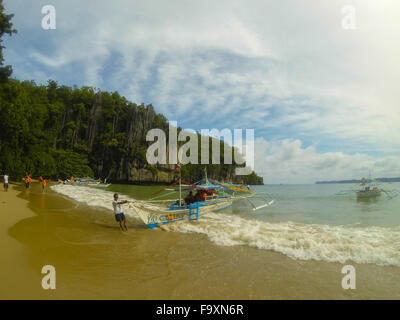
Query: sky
[[3, 0, 400, 183]]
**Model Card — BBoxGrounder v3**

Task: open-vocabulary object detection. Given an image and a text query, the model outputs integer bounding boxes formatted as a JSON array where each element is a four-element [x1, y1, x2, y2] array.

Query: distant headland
[[315, 177, 400, 184]]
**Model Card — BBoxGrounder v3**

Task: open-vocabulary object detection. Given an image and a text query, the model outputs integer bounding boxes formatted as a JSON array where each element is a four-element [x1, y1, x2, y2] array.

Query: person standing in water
[[24, 173, 31, 189], [112, 193, 129, 231], [42, 178, 47, 192], [2, 174, 8, 192]]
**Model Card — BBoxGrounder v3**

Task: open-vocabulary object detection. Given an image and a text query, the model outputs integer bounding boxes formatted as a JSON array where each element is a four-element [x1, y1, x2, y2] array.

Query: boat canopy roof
[[148, 177, 250, 201]]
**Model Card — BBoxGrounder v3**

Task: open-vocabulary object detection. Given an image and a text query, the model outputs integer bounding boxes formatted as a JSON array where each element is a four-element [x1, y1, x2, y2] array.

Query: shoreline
[[1, 183, 399, 299], [5, 177, 264, 187]]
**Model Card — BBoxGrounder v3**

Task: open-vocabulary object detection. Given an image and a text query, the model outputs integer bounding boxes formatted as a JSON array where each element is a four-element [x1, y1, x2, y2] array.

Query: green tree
[[0, 0, 17, 82], [52, 149, 93, 179]]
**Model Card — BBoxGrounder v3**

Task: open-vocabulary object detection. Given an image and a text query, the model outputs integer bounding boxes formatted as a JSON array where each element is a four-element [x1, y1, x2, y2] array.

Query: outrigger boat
[[130, 198, 233, 229], [336, 176, 399, 200], [129, 169, 274, 229], [356, 186, 381, 199], [66, 178, 111, 189]]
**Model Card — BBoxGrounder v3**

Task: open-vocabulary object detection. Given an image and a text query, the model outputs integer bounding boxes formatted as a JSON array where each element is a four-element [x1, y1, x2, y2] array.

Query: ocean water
[[51, 182, 400, 268]]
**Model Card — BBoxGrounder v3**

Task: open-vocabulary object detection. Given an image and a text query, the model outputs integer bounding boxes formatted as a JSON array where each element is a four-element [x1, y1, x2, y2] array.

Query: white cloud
[[254, 137, 400, 184]]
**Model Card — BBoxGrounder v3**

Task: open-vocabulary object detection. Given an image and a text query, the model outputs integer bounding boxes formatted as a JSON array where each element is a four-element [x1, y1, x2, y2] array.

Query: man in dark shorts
[[112, 193, 129, 231]]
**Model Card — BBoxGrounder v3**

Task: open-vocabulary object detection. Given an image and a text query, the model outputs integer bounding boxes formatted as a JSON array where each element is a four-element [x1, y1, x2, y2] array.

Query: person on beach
[[24, 174, 31, 189], [2, 174, 8, 192], [112, 193, 129, 231], [184, 191, 195, 205]]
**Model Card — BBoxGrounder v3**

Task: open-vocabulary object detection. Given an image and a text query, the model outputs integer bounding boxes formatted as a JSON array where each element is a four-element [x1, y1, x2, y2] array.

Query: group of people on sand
[[2, 171, 129, 232], [23, 173, 47, 191], [1, 173, 47, 192], [39, 176, 47, 191]]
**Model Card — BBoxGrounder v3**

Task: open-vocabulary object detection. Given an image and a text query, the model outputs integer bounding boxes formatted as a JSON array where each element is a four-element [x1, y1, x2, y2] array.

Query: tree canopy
[[0, 0, 17, 82]]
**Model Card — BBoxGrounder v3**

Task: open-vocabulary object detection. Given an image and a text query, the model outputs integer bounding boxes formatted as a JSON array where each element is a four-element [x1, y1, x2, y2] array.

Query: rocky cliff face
[[125, 166, 263, 185], [128, 167, 177, 184]]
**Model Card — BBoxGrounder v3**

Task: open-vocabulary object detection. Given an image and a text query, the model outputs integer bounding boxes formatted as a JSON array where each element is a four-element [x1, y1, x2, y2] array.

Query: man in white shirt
[[112, 193, 129, 231], [3, 174, 8, 192]]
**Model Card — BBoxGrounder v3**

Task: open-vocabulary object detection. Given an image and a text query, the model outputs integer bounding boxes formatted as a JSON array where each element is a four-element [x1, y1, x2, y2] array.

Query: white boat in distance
[[66, 178, 111, 189]]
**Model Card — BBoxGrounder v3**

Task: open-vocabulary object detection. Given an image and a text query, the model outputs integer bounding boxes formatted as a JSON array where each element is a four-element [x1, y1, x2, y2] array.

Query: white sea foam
[[164, 213, 400, 267], [51, 184, 140, 218], [52, 184, 400, 267]]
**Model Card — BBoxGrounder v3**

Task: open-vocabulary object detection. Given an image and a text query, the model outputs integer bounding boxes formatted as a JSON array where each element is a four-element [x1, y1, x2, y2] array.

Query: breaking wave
[[51, 184, 140, 218], [163, 213, 400, 267], [52, 184, 400, 267]]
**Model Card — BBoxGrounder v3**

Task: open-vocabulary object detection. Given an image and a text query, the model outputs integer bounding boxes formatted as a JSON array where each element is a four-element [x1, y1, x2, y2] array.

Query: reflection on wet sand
[[2, 184, 400, 299]]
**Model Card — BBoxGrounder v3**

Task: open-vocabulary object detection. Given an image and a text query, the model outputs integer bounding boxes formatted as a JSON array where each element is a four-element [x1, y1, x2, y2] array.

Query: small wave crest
[[51, 184, 139, 218]]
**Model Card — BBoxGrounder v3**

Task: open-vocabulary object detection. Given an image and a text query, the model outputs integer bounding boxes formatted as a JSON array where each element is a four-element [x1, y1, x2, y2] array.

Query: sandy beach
[[0, 184, 47, 299], [0, 183, 399, 300]]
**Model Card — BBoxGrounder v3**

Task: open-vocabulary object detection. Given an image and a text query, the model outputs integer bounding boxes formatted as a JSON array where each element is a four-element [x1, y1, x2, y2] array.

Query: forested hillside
[[0, 79, 263, 184]]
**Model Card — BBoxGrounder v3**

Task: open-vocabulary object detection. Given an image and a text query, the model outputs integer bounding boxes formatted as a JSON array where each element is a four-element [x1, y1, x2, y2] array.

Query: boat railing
[[188, 202, 200, 221], [205, 195, 219, 201]]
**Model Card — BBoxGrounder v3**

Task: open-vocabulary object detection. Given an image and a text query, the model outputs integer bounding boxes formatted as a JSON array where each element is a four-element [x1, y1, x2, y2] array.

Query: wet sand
[[1, 183, 400, 299], [0, 185, 47, 299]]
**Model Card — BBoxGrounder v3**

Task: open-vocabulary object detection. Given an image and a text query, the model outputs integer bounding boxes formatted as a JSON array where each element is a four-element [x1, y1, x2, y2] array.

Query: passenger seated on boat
[[184, 191, 195, 205], [194, 190, 207, 202], [194, 190, 201, 202]]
